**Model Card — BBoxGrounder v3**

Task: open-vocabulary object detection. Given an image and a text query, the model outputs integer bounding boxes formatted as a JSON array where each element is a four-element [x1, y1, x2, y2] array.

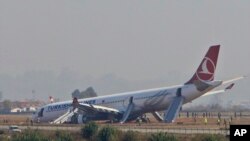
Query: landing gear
[[136, 114, 150, 123]]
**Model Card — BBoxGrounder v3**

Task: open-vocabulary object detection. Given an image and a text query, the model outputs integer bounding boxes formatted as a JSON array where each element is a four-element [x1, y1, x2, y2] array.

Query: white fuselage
[[32, 81, 222, 123]]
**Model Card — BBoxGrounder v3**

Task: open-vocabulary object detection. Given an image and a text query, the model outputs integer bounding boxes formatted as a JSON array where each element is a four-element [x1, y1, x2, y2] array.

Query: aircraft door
[[38, 108, 44, 117], [176, 88, 182, 97], [129, 96, 134, 104], [123, 96, 134, 109]]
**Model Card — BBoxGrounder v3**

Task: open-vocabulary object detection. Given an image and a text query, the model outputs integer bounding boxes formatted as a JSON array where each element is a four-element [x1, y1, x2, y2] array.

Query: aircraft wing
[[72, 98, 120, 115]]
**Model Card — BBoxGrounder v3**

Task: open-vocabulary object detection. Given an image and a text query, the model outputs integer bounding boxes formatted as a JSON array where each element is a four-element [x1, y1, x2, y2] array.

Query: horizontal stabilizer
[[222, 76, 245, 85], [202, 90, 225, 96], [202, 82, 237, 97]]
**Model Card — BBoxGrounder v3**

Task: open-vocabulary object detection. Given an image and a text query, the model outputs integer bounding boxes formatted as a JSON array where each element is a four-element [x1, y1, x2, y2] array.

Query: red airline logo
[[196, 57, 215, 81]]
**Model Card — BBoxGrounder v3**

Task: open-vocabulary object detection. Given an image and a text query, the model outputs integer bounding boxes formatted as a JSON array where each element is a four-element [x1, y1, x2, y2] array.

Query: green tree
[[3, 100, 11, 112], [0, 91, 3, 101]]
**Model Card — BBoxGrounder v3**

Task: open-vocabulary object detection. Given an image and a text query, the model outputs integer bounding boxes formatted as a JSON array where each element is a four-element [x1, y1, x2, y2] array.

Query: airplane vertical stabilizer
[[185, 45, 220, 84]]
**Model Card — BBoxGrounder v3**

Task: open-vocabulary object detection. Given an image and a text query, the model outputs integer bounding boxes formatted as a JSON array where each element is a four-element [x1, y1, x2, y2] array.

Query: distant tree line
[[71, 87, 97, 99]]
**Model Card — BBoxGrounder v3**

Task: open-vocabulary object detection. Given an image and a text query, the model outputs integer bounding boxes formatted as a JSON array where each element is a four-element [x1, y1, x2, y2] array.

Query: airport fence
[[114, 125, 230, 135], [0, 124, 230, 135]]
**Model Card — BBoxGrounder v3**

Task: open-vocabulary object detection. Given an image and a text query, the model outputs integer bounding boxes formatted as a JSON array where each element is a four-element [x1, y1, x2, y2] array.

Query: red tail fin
[[186, 45, 220, 84]]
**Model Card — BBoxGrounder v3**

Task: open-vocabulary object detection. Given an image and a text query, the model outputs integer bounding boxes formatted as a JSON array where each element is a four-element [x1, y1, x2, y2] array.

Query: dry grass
[[0, 114, 31, 125]]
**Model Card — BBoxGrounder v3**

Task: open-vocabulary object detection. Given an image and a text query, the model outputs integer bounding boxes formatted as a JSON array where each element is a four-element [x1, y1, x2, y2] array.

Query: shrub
[[81, 121, 99, 139], [192, 134, 227, 141], [149, 132, 178, 141], [97, 126, 119, 141], [122, 130, 140, 141], [55, 130, 73, 141]]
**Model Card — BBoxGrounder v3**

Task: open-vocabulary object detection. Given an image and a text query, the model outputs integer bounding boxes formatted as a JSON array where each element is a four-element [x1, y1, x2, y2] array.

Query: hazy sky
[[0, 1, 249, 105]]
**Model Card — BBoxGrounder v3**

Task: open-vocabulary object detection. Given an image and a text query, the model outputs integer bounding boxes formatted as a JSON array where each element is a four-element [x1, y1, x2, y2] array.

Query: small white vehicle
[[9, 125, 21, 133]]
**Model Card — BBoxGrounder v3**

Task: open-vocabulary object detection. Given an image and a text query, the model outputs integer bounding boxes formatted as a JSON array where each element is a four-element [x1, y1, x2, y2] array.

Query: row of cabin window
[[99, 100, 124, 104], [97, 92, 168, 105], [135, 93, 167, 100]]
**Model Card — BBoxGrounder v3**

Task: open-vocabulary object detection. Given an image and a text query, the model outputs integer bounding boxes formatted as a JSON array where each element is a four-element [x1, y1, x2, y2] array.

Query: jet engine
[[70, 113, 88, 124]]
